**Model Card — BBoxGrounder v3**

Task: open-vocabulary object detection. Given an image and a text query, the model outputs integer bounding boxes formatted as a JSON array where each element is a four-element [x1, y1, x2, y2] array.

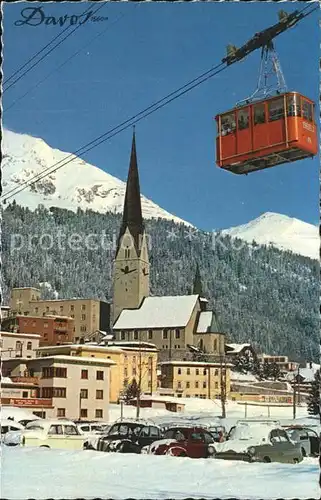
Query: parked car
[[4, 419, 86, 450], [144, 426, 216, 458], [283, 425, 320, 457], [74, 420, 110, 436], [84, 419, 164, 453], [211, 424, 303, 463]]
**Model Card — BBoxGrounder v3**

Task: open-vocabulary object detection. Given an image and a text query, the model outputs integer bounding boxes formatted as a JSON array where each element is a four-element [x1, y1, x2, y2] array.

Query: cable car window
[[302, 100, 313, 122], [220, 113, 236, 136], [268, 98, 284, 122], [253, 103, 265, 125], [286, 94, 301, 117], [237, 109, 249, 130]]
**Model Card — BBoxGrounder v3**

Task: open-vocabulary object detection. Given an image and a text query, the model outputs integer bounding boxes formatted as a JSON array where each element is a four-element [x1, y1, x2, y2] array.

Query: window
[[57, 408, 65, 417], [121, 331, 125, 340], [124, 368, 128, 377], [253, 103, 266, 124], [35, 307, 38, 314], [71, 314, 75, 318], [175, 329, 180, 339], [64, 425, 78, 435], [55, 367, 67, 378], [46, 307, 49, 313], [44, 322, 48, 328], [80, 409, 88, 418], [48, 425, 63, 435], [124, 248, 130, 259], [237, 108, 249, 130], [186, 381, 190, 388], [81, 369, 88, 379], [80, 325, 87, 332], [96, 371, 104, 381], [268, 98, 284, 122], [163, 329, 168, 340], [177, 368, 182, 375], [96, 390, 103, 400], [196, 368, 199, 376], [70, 305, 74, 311], [42, 387, 53, 398], [22, 391, 28, 398], [26, 341, 32, 350], [213, 339, 218, 352], [148, 330, 153, 340], [132, 368, 137, 376], [177, 381, 182, 388], [95, 409, 103, 419], [53, 387, 66, 398], [16, 341, 22, 351], [81, 304, 86, 311], [195, 381, 199, 388], [214, 369, 219, 376], [80, 389, 88, 399], [302, 100, 313, 121], [187, 368, 190, 375], [134, 331, 139, 340], [203, 369, 207, 375], [203, 381, 207, 388], [81, 314, 86, 321], [287, 94, 301, 117], [220, 112, 236, 136], [60, 306, 63, 312]]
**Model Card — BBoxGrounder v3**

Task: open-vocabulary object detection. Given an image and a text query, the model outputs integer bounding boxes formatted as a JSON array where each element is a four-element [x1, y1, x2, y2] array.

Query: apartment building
[[2, 355, 115, 420], [36, 341, 158, 403], [159, 360, 231, 399], [1, 331, 41, 360], [4, 315, 74, 346], [257, 353, 299, 373], [10, 288, 110, 342]]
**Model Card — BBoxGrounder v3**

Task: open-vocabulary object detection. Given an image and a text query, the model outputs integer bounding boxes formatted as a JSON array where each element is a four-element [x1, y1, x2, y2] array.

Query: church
[[112, 133, 227, 362]]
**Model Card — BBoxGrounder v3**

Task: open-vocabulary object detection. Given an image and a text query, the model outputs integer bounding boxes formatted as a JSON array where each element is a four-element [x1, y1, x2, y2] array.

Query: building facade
[[1, 355, 115, 420], [1, 331, 40, 359], [9, 288, 110, 343], [159, 360, 231, 399], [4, 315, 74, 346], [35, 341, 158, 403]]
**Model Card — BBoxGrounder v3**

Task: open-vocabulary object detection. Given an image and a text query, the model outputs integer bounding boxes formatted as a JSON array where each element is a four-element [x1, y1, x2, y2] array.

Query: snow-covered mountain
[[2, 129, 191, 226], [221, 212, 319, 261]]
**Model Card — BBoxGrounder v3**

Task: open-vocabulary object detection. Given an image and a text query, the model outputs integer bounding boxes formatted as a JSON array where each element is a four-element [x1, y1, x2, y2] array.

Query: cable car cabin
[[215, 92, 318, 175]]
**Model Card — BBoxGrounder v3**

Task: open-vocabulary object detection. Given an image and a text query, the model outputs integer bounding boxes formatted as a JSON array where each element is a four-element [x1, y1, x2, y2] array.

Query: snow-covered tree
[[307, 369, 320, 418]]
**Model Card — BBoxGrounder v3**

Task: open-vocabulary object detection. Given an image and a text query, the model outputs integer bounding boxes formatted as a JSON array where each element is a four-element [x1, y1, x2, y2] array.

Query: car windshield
[[229, 424, 272, 442]]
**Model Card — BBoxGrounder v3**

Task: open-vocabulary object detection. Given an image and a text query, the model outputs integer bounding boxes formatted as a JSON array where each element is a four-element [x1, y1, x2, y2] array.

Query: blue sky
[[3, 2, 320, 230]]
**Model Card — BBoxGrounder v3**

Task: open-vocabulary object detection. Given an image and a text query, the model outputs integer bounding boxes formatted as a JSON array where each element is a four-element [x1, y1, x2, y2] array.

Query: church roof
[[196, 310, 221, 333], [116, 131, 144, 254], [113, 295, 199, 329]]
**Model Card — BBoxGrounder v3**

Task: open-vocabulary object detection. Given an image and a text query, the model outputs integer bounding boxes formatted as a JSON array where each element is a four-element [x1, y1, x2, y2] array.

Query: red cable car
[[215, 91, 318, 175], [215, 39, 318, 175]]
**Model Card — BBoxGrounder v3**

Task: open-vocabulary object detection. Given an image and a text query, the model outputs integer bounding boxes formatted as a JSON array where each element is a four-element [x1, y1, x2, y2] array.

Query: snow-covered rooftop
[[230, 371, 258, 382], [226, 343, 251, 353], [196, 311, 212, 333], [28, 355, 116, 365], [114, 295, 199, 329], [1, 331, 41, 339]]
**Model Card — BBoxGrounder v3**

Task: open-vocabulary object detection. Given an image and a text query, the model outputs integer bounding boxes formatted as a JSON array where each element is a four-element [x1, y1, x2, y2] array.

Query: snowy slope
[[2, 129, 191, 226], [221, 212, 318, 260]]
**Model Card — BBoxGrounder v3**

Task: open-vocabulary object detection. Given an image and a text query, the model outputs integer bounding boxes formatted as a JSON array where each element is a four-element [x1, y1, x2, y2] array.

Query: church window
[[162, 329, 168, 340], [124, 248, 130, 259], [134, 331, 139, 340], [213, 339, 218, 352], [175, 329, 180, 339], [121, 331, 125, 340], [148, 330, 153, 340]]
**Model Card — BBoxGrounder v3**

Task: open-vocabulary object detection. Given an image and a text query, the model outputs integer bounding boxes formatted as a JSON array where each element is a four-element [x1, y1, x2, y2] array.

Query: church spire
[[117, 131, 144, 254], [193, 263, 203, 296]]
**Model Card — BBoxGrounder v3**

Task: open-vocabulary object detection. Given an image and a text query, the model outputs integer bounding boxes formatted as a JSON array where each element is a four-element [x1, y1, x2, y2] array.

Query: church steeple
[[193, 263, 203, 296], [113, 131, 150, 324], [117, 131, 144, 255]]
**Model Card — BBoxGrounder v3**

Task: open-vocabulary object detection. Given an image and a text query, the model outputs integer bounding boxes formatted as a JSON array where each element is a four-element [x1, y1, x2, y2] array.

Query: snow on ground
[[2, 447, 318, 500]]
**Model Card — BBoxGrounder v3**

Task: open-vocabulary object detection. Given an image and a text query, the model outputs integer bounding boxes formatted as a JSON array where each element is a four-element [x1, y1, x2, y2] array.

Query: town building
[[225, 343, 258, 361], [112, 133, 228, 365], [1, 331, 41, 359], [1, 355, 115, 420], [9, 288, 110, 343], [35, 341, 158, 403], [257, 353, 299, 373], [159, 360, 231, 399], [3, 315, 74, 346]]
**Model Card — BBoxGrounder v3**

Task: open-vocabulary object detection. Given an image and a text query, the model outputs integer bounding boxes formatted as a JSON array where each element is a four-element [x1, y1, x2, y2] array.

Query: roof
[[107, 341, 158, 352], [226, 343, 251, 353], [113, 295, 199, 329], [159, 360, 233, 367], [17, 314, 74, 320], [1, 331, 41, 339], [27, 355, 116, 366], [29, 298, 106, 303], [299, 365, 319, 382], [37, 344, 123, 354], [195, 311, 221, 333]]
